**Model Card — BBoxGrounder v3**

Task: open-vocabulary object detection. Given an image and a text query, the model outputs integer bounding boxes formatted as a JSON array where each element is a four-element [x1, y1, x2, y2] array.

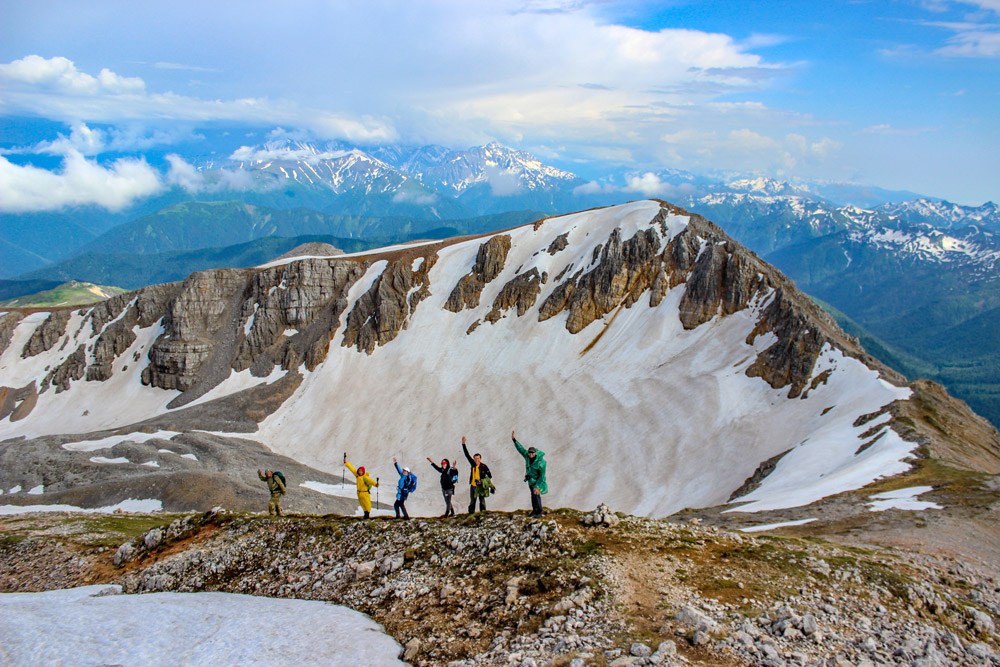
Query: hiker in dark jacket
[[461, 436, 493, 513], [257, 468, 286, 516], [512, 431, 547, 517], [426, 456, 458, 517], [392, 457, 415, 520]]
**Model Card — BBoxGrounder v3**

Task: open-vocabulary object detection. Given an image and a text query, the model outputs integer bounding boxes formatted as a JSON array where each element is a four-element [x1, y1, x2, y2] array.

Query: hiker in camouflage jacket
[[257, 469, 286, 516]]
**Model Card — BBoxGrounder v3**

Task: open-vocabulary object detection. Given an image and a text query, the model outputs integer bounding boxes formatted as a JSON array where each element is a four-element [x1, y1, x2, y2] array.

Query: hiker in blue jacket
[[392, 456, 416, 520]]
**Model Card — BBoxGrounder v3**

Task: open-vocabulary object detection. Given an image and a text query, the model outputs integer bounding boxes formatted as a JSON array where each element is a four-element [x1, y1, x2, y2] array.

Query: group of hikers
[[258, 431, 548, 519]]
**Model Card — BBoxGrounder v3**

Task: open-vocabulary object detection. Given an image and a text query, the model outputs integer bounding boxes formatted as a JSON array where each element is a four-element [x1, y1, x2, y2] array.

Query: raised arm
[[394, 460, 403, 477], [428, 458, 444, 473], [512, 436, 528, 459], [461, 436, 474, 465], [345, 460, 358, 476]]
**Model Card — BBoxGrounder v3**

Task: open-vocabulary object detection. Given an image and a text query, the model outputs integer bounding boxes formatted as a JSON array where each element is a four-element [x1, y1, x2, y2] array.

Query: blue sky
[[1, 0, 998, 212]]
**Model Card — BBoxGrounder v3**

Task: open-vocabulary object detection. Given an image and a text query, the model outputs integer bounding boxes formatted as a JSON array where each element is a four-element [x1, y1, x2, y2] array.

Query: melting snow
[[738, 518, 817, 533], [0, 499, 163, 515], [867, 486, 941, 512], [301, 480, 358, 499], [89, 456, 130, 465], [27, 485, 44, 495], [0, 585, 406, 666], [63, 431, 180, 453]]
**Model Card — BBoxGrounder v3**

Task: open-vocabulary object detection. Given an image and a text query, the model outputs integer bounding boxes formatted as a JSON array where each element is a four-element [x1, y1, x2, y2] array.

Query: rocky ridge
[[1, 508, 998, 666]]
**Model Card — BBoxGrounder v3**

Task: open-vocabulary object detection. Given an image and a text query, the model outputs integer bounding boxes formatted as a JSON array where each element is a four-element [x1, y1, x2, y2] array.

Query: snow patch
[[0, 499, 163, 515], [301, 480, 358, 498], [89, 456, 130, 465], [27, 485, 44, 496], [738, 518, 817, 533], [63, 431, 180, 453], [0, 585, 405, 666], [867, 486, 941, 512]]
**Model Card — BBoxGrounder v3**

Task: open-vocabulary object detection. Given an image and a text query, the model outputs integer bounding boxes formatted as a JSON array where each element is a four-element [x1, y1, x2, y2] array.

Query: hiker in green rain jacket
[[512, 431, 547, 517], [257, 469, 286, 516]]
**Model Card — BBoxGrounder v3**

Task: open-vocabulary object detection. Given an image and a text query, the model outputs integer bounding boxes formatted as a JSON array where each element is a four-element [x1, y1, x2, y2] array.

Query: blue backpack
[[404, 473, 417, 493]]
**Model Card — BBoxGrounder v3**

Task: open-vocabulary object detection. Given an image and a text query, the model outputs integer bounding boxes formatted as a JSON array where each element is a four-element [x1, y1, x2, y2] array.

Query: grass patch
[[0, 534, 28, 551], [573, 539, 604, 557], [76, 513, 189, 548]]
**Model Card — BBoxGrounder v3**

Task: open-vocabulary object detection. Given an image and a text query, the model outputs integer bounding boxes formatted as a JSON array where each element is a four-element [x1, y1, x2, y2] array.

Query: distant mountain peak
[[726, 177, 811, 197]]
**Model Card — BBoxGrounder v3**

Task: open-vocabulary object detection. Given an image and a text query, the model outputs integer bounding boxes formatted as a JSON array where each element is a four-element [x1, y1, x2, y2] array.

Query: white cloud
[[164, 154, 205, 191], [623, 172, 671, 196], [935, 28, 1000, 56], [0, 56, 396, 144], [0, 55, 145, 95], [0, 150, 162, 213], [573, 180, 617, 195], [392, 190, 438, 205]]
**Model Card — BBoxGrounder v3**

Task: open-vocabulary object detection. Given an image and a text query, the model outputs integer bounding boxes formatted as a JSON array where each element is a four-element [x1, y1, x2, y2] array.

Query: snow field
[[0, 585, 405, 666], [0, 499, 163, 515]]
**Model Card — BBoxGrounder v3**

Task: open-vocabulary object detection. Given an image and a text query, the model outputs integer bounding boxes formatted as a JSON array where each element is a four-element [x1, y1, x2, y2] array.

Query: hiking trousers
[[442, 488, 455, 517], [268, 492, 283, 516], [394, 498, 409, 519], [468, 486, 486, 513], [357, 491, 372, 514], [529, 487, 542, 516]]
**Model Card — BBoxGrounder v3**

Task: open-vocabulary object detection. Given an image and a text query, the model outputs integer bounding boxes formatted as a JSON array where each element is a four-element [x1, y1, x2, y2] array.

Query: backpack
[[273, 471, 287, 494], [403, 473, 417, 494], [449, 467, 459, 485]]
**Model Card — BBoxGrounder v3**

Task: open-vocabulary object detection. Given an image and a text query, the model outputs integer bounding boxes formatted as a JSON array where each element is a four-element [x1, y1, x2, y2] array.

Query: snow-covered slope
[[0, 585, 405, 666], [0, 201, 918, 518]]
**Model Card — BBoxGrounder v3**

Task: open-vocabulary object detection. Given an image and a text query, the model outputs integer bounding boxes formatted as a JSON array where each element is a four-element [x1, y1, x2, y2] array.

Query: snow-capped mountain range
[[219, 140, 581, 199], [206, 141, 998, 269]]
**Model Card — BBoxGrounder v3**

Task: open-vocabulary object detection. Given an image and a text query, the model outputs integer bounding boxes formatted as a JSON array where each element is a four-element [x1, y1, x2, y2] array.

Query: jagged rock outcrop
[[235, 258, 368, 373], [142, 269, 252, 398], [485, 268, 546, 323], [343, 253, 438, 354], [538, 226, 663, 333], [21, 310, 72, 358], [42, 345, 86, 393], [547, 232, 569, 255], [0, 312, 23, 357], [444, 235, 512, 312], [728, 449, 792, 501]]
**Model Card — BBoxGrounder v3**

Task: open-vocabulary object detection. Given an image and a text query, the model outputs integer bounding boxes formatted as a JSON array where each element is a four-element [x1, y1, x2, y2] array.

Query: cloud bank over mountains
[[1, 0, 998, 207]]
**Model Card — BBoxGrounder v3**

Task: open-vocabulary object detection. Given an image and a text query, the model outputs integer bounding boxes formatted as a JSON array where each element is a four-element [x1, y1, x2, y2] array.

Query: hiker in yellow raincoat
[[344, 456, 378, 519]]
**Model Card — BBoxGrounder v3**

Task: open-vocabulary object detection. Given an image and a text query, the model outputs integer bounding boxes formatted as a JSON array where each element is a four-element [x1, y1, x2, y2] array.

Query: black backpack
[[273, 471, 287, 493]]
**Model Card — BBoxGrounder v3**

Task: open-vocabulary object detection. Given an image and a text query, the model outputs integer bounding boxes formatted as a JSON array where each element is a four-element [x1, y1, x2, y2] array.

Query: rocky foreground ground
[[2, 505, 999, 667]]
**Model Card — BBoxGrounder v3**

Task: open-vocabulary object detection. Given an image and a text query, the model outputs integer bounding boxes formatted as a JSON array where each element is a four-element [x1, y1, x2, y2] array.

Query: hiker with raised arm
[[427, 456, 458, 518], [344, 454, 378, 519], [512, 430, 547, 517], [257, 468, 286, 517], [392, 456, 417, 520], [461, 436, 494, 514]]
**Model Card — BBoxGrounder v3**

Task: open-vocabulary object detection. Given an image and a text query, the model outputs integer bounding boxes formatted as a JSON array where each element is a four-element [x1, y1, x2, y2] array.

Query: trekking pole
[[342, 451, 346, 487], [376, 478, 380, 511]]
